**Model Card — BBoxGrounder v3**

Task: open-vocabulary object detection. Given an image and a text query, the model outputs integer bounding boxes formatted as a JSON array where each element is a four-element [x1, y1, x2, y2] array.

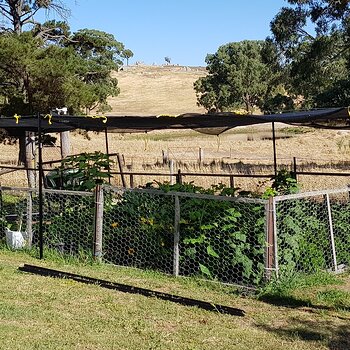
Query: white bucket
[[5, 228, 26, 249]]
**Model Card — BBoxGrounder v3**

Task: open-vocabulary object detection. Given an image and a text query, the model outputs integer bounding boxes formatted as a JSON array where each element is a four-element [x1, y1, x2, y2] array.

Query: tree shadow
[[257, 294, 350, 349], [257, 318, 350, 350]]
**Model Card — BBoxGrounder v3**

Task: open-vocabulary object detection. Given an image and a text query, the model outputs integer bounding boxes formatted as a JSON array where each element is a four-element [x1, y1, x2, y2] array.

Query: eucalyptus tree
[[194, 40, 284, 113], [270, 0, 350, 107]]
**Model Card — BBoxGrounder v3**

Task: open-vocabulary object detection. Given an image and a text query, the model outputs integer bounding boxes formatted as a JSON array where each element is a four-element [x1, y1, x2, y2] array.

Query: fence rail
[[3, 162, 350, 192], [0, 185, 349, 289]]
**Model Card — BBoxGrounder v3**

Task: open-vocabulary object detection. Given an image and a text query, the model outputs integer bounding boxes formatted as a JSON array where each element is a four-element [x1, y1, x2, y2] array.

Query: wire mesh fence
[[274, 188, 350, 275], [102, 187, 175, 274], [102, 187, 267, 287], [0, 185, 349, 288], [0, 187, 94, 257]]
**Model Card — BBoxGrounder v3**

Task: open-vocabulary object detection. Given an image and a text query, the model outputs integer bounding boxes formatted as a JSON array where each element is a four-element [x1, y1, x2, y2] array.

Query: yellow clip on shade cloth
[[13, 114, 21, 124], [44, 114, 53, 125]]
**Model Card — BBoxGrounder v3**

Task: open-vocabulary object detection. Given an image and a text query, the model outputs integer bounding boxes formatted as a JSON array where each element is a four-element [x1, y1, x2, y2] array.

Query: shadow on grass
[[259, 293, 350, 312], [257, 292, 350, 349], [257, 318, 350, 350]]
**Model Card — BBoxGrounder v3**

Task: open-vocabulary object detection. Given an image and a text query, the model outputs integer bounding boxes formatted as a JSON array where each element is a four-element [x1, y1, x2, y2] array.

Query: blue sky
[[47, 0, 289, 66]]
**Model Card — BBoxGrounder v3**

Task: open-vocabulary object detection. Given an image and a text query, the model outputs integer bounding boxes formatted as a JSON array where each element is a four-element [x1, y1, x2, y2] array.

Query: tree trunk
[[18, 132, 35, 187]]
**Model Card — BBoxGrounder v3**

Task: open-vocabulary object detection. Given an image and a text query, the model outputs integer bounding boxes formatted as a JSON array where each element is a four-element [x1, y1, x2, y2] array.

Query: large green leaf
[[207, 245, 219, 258]]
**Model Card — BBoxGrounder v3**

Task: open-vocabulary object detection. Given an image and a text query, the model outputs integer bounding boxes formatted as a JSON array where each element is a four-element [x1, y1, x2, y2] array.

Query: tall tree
[[194, 40, 284, 113], [0, 0, 70, 34], [121, 48, 133, 66], [270, 0, 350, 107], [0, 1, 128, 175]]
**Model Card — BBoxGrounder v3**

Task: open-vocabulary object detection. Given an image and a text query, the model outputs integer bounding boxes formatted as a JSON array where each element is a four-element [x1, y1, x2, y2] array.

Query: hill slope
[[108, 65, 207, 115]]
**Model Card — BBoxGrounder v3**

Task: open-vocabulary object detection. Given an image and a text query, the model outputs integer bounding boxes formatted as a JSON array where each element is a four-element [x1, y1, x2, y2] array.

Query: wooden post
[[93, 185, 104, 262], [60, 131, 70, 159], [162, 149, 169, 165], [292, 157, 297, 181], [129, 174, 134, 188], [198, 147, 204, 165], [26, 131, 36, 188], [60, 108, 70, 159], [272, 122, 277, 177], [176, 169, 182, 184], [117, 153, 126, 188], [169, 160, 174, 185], [229, 175, 235, 189], [173, 195, 180, 276]]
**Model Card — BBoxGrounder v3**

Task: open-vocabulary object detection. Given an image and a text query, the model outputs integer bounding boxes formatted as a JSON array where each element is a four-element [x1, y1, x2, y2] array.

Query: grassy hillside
[[108, 65, 207, 115], [0, 249, 349, 349]]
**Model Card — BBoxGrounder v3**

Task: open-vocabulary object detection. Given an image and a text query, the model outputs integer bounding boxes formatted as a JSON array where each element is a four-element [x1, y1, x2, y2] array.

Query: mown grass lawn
[[0, 249, 349, 350]]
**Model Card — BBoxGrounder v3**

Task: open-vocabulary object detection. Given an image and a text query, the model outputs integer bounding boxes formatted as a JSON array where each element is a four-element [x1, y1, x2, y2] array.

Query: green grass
[[0, 249, 350, 350]]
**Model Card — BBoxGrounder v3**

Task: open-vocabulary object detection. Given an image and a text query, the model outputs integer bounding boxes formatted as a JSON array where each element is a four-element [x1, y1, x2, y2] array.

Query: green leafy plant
[[263, 169, 299, 198], [47, 151, 113, 191]]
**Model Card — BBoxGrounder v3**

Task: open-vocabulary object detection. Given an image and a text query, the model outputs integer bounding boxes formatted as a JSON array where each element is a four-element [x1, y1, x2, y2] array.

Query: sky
[[43, 0, 289, 67]]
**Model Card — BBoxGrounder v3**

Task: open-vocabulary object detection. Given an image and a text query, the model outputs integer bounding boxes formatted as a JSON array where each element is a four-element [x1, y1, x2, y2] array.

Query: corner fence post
[[93, 185, 104, 262], [265, 197, 278, 280], [173, 194, 180, 276]]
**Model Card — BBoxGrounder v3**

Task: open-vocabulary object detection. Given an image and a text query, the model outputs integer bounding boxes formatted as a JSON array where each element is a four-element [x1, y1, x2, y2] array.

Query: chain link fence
[[1, 185, 349, 288]]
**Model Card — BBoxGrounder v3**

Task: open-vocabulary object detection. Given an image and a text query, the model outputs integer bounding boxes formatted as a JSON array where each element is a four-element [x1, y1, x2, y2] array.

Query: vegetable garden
[[1, 179, 349, 289]]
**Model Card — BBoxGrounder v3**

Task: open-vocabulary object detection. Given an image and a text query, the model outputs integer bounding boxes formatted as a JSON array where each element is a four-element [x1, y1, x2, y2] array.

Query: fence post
[[117, 153, 126, 188], [162, 149, 169, 165], [265, 197, 278, 280], [176, 169, 183, 184], [26, 191, 33, 248], [198, 147, 204, 165], [93, 185, 104, 262], [173, 194, 180, 276], [229, 175, 235, 189], [325, 194, 338, 272], [292, 157, 297, 181], [169, 160, 175, 185]]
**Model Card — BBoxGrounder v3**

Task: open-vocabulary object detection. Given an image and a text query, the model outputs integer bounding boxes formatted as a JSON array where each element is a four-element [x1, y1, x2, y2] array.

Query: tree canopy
[[0, 0, 133, 116], [270, 0, 350, 107], [194, 40, 285, 113], [196, 1, 350, 113]]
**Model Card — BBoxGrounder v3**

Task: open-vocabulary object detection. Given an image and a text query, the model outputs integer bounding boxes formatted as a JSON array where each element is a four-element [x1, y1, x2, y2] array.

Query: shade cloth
[[1, 107, 349, 135]]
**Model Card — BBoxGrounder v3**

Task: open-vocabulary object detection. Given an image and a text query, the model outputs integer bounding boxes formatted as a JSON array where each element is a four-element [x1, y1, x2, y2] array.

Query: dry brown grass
[[1, 65, 350, 192], [108, 64, 207, 115]]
